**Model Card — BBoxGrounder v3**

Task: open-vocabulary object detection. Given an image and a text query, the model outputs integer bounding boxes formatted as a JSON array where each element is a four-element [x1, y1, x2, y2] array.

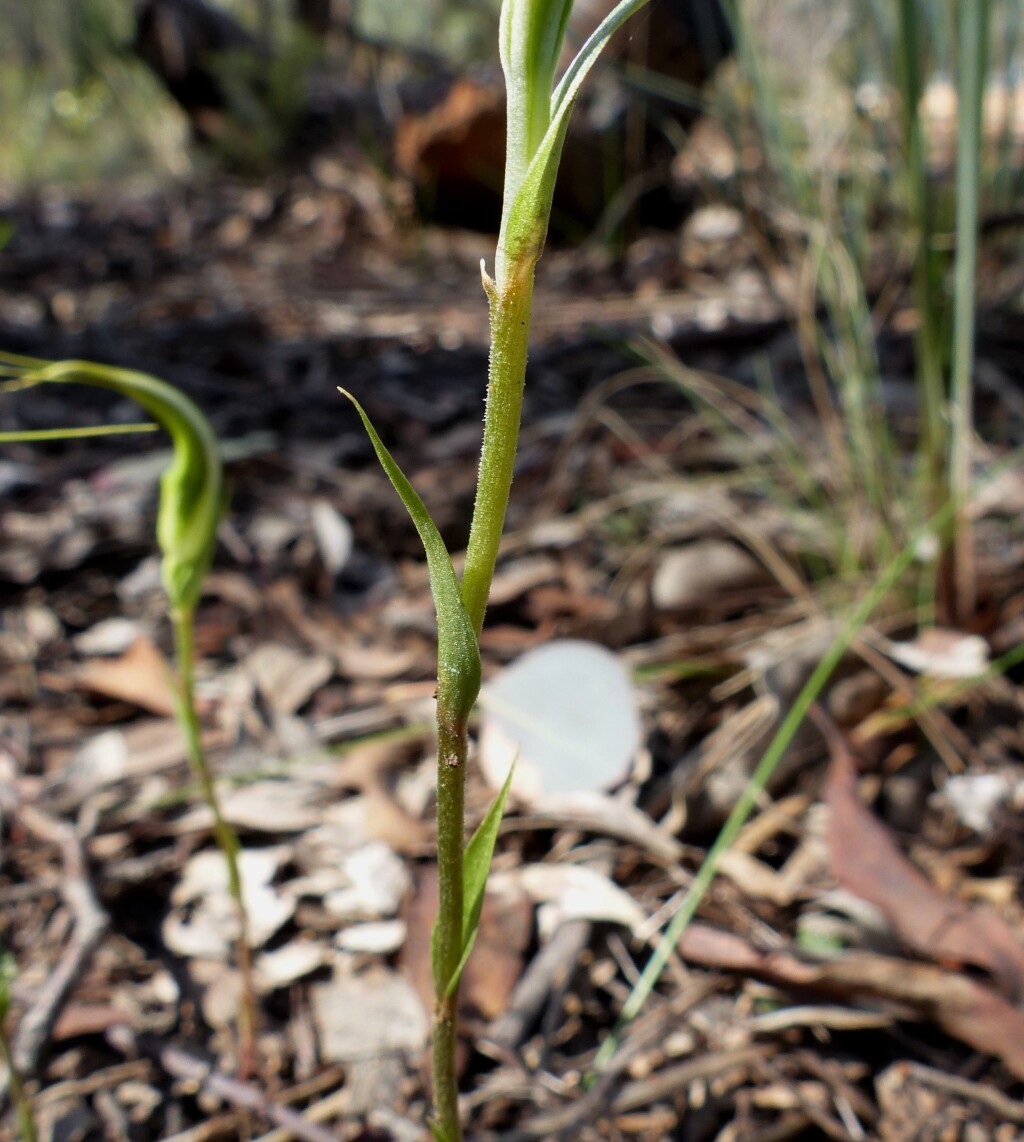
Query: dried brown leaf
[[73, 636, 176, 717], [821, 715, 1024, 1001], [678, 923, 1024, 1081]]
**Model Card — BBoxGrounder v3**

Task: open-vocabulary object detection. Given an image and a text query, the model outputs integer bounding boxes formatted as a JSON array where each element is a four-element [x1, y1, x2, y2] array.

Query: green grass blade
[[949, 0, 991, 621], [590, 487, 976, 1075]]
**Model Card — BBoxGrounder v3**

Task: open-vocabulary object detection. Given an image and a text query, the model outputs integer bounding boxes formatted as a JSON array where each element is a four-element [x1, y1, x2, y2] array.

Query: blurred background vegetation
[[0, 0, 1022, 617], [0, 0, 504, 192], [0, 0, 1020, 208]]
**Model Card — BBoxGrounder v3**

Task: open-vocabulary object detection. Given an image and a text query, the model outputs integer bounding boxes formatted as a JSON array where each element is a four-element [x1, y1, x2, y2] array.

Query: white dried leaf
[[245, 642, 334, 715], [335, 919, 407, 955], [943, 772, 1017, 835], [487, 556, 559, 605], [220, 779, 324, 833], [256, 941, 330, 990], [312, 965, 427, 1061], [479, 640, 640, 801], [23, 604, 63, 647], [886, 629, 989, 679], [683, 203, 743, 244], [200, 963, 244, 1029], [64, 730, 130, 797], [496, 863, 646, 933], [652, 541, 764, 610], [311, 499, 354, 575], [74, 617, 143, 656], [294, 800, 373, 874], [530, 790, 683, 863], [165, 847, 294, 958], [334, 641, 417, 681], [248, 512, 301, 560], [323, 841, 410, 920]]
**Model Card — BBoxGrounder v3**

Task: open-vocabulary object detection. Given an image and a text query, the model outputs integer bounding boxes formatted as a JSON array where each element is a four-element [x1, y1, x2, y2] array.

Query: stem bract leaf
[[339, 389, 481, 732], [441, 762, 516, 1001]]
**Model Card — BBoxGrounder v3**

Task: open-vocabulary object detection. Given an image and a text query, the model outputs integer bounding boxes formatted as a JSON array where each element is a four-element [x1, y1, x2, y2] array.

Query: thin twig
[[0, 784, 109, 1079], [106, 1027, 341, 1142], [483, 919, 593, 1055], [252, 1087, 351, 1142], [894, 1060, 1024, 1124]]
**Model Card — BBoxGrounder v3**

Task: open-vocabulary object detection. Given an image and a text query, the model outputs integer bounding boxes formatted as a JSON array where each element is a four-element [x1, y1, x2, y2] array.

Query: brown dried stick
[[483, 918, 593, 1055], [0, 784, 109, 1078], [107, 1027, 341, 1142]]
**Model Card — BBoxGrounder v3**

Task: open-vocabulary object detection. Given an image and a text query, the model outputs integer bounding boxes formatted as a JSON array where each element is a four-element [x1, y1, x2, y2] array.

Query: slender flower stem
[[0, 423, 157, 442], [426, 3, 660, 1131], [430, 268, 537, 1142], [460, 267, 537, 636], [171, 606, 257, 1077], [431, 718, 469, 1142]]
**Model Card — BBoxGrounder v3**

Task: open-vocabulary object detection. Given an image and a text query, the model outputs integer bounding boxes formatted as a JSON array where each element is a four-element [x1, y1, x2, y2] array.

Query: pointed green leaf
[[441, 763, 516, 1000], [548, 0, 652, 121], [340, 390, 481, 729], [0, 355, 224, 614]]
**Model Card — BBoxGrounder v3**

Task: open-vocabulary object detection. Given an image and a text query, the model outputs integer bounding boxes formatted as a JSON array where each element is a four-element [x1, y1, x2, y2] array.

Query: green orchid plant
[[0, 353, 257, 1075], [341, 1, 653, 1137]]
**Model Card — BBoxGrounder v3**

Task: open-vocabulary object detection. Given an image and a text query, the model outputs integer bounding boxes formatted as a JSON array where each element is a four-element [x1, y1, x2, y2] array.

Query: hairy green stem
[[431, 266, 536, 1142], [460, 267, 536, 636], [431, 720, 469, 1141], [171, 606, 257, 1075], [426, 2, 661, 1131]]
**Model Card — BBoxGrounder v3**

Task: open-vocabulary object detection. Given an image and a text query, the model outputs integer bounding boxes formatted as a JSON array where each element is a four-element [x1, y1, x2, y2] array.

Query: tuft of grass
[[669, 0, 1010, 606], [591, 0, 1015, 1079], [948, 0, 992, 623]]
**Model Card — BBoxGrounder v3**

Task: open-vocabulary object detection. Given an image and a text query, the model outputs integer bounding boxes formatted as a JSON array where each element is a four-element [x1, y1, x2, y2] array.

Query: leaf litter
[[1, 161, 1024, 1142]]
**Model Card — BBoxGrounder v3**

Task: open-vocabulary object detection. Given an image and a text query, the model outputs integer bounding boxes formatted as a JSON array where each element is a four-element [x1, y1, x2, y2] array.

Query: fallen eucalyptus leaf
[[336, 919, 408, 955], [479, 639, 640, 800]]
